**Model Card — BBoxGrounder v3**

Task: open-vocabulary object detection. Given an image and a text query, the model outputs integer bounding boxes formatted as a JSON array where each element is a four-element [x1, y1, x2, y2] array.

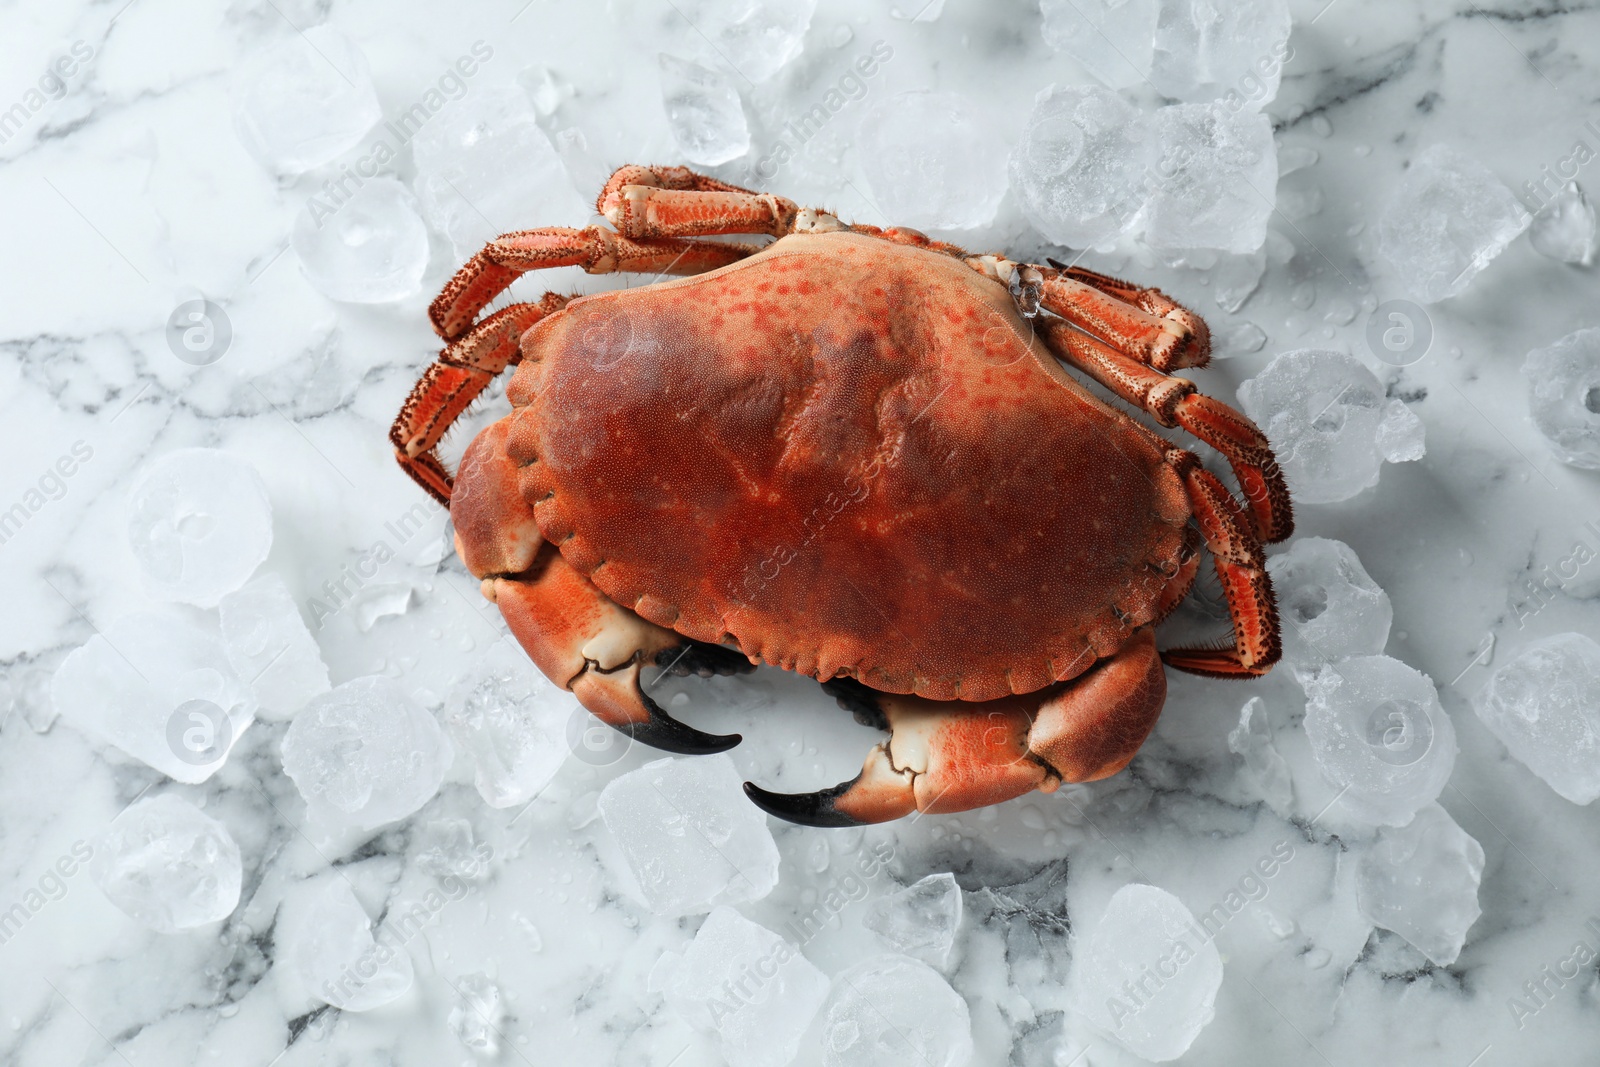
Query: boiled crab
[[392, 165, 1292, 825]]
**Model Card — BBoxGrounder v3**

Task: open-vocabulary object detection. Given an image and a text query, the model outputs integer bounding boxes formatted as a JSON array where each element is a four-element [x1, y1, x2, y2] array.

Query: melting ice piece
[[821, 955, 972, 1067], [1212, 250, 1266, 312], [231, 26, 381, 175], [412, 85, 589, 262], [280, 878, 414, 1011], [611, 0, 815, 82], [1302, 655, 1456, 827], [661, 906, 829, 1067], [1355, 803, 1484, 966], [1238, 349, 1424, 504], [292, 176, 430, 304], [1476, 632, 1600, 804], [658, 54, 750, 166], [448, 972, 503, 1056], [1009, 84, 1153, 249], [219, 574, 330, 720], [1267, 537, 1393, 677], [1038, 0, 1158, 90], [1522, 327, 1600, 470], [862, 872, 963, 970], [1068, 883, 1222, 1062], [445, 638, 577, 808], [127, 448, 273, 607], [598, 753, 780, 916], [1150, 0, 1292, 106], [1376, 143, 1530, 303], [859, 90, 1008, 231], [90, 794, 242, 933], [1144, 102, 1277, 254], [1228, 696, 1293, 813], [1528, 181, 1597, 265], [281, 675, 452, 832], [51, 609, 255, 784]]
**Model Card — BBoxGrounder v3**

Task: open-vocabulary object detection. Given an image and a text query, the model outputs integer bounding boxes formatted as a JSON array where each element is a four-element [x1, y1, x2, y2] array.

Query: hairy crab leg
[[492, 542, 753, 755], [1161, 453, 1283, 678], [1037, 317, 1294, 544], [745, 630, 1166, 826], [1048, 263, 1214, 371]]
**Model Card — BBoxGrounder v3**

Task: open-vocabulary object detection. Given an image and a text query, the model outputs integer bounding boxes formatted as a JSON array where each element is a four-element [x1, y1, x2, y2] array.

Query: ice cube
[[1355, 803, 1484, 966], [444, 639, 577, 808], [414, 818, 494, 883], [1476, 632, 1600, 804], [1151, 0, 1292, 106], [1144, 102, 1277, 254], [231, 26, 381, 175], [1376, 143, 1530, 303], [1038, 0, 1159, 90], [51, 609, 255, 784], [597, 753, 780, 916], [127, 448, 273, 607], [1228, 696, 1293, 813], [1211, 250, 1266, 312], [821, 955, 972, 1067], [1522, 327, 1600, 470], [859, 91, 1008, 232], [1267, 537, 1393, 677], [1237, 349, 1419, 504], [1376, 398, 1426, 462], [280, 878, 413, 1011], [411, 85, 589, 262], [862, 872, 962, 970], [661, 906, 829, 1067], [1528, 181, 1597, 265], [1068, 884, 1222, 1061], [1302, 655, 1456, 827], [610, 0, 815, 83], [448, 972, 503, 1056], [281, 675, 452, 833], [293, 176, 430, 304], [658, 54, 750, 166], [219, 574, 330, 720], [1009, 85, 1153, 249], [90, 794, 242, 933]]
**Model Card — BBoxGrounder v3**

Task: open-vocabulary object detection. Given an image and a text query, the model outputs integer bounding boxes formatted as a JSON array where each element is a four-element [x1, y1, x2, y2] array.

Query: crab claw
[[492, 544, 744, 756], [573, 660, 741, 755], [745, 630, 1166, 826]]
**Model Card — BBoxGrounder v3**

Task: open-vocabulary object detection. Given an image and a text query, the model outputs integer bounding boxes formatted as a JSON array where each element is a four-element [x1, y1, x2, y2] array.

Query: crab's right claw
[[491, 543, 742, 756], [746, 629, 1167, 825]]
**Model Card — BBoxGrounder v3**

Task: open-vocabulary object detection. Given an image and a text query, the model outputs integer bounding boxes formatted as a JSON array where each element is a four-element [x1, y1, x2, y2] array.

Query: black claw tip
[[626, 682, 741, 755], [743, 780, 864, 828]]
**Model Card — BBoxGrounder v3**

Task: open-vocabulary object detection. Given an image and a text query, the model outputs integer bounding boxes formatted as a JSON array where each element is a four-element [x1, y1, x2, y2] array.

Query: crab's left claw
[[745, 629, 1166, 825], [491, 543, 746, 755]]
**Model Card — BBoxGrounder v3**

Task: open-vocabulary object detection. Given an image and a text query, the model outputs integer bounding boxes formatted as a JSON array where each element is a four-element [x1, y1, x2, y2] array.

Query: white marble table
[[3, 1, 1599, 1064]]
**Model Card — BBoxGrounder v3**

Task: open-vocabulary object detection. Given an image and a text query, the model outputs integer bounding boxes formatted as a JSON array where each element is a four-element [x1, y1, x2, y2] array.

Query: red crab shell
[[484, 230, 1194, 702]]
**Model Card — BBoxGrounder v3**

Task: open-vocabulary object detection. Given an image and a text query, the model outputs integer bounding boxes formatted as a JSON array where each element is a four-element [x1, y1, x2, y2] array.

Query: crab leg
[[491, 542, 753, 755], [599, 164, 801, 239], [1037, 317, 1293, 543], [393, 295, 566, 503], [1029, 266, 1211, 372], [430, 226, 760, 341], [744, 630, 1166, 826], [1160, 454, 1282, 678]]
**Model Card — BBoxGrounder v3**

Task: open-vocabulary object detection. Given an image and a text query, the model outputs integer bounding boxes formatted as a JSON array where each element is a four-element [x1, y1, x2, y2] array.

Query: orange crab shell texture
[[493, 230, 1193, 702]]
